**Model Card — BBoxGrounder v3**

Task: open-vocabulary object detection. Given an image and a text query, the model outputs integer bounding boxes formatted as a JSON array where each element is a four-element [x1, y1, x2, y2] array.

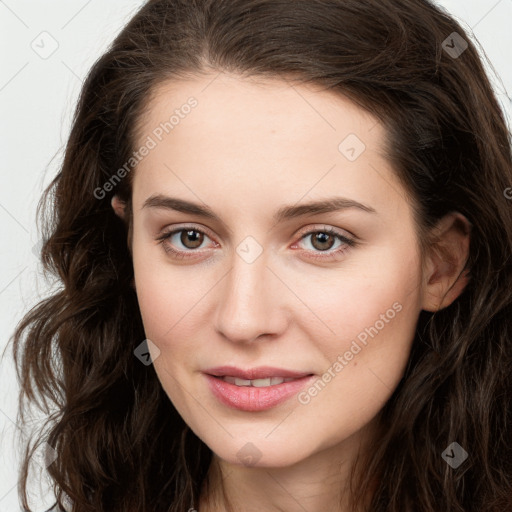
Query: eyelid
[[294, 224, 356, 241], [157, 223, 216, 242]]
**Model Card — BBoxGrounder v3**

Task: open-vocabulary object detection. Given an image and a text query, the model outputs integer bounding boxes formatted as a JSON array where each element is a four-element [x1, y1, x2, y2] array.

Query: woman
[[11, 0, 512, 510]]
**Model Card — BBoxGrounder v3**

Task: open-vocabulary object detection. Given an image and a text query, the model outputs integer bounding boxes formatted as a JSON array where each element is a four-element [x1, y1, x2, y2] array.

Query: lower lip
[[204, 374, 315, 411]]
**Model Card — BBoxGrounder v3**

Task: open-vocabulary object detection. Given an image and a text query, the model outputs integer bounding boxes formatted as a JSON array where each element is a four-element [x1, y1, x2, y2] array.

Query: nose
[[213, 248, 288, 345]]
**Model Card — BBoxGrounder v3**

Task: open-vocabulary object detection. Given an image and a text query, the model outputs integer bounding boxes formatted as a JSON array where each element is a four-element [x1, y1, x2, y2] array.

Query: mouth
[[203, 366, 316, 411]]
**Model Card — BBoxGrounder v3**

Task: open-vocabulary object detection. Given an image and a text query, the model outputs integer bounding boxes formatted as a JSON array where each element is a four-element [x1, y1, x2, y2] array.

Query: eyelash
[[155, 225, 357, 261]]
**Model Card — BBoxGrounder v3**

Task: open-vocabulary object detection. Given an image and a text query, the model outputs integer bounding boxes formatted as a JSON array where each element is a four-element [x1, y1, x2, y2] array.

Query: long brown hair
[[8, 0, 512, 510]]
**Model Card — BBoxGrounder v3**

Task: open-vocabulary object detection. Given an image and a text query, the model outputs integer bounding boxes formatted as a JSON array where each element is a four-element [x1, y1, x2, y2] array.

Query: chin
[[208, 438, 315, 469]]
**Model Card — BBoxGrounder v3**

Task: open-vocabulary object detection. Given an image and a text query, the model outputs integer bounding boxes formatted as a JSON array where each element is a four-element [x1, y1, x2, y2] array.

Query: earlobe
[[421, 212, 472, 312], [111, 195, 127, 220]]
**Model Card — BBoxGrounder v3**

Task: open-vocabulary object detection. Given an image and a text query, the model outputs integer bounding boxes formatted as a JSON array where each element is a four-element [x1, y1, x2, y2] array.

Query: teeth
[[221, 376, 296, 387]]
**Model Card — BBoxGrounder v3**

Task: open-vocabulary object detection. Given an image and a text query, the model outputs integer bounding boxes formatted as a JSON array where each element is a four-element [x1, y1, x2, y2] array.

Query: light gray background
[[1, 0, 511, 510]]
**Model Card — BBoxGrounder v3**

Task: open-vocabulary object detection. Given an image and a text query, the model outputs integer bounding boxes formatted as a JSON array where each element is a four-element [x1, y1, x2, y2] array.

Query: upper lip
[[204, 365, 313, 380]]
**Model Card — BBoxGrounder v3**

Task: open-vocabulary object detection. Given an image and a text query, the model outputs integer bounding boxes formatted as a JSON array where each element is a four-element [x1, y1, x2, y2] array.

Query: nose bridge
[[214, 242, 283, 343]]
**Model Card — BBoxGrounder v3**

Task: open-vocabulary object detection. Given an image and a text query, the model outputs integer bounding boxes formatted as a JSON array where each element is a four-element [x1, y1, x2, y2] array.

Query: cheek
[[294, 275, 421, 449], [133, 266, 172, 340], [132, 259, 203, 410], [132, 244, 205, 340], [299, 246, 423, 393], [300, 243, 421, 339]]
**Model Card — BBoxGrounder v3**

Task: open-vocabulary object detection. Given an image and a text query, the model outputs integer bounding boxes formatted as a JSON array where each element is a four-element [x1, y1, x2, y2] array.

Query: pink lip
[[204, 372, 315, 412], [204, 365, 312, 380]]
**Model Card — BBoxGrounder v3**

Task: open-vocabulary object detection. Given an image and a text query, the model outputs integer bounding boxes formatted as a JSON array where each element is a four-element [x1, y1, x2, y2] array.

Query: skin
[[112, 72, 470, 512]]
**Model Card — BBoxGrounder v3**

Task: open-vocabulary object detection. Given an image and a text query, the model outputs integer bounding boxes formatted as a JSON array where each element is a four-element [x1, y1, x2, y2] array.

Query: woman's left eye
[[293, 227, 356, 260], [155, 225, 357, 260]]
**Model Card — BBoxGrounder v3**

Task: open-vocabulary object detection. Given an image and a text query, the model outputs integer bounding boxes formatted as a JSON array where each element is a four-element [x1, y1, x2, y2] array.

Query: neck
[[197, 420, 380, 512]]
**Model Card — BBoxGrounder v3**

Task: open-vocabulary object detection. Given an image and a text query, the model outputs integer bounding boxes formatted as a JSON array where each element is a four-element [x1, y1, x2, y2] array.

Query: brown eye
[[156, 226, 212, 257], [180, 229, 204, 249], [294, 226, 357, 261], [309, 232, 336, 251]]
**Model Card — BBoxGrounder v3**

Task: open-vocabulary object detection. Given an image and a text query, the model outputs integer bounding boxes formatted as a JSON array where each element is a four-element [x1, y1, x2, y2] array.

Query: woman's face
[[126, 73, 427, 468]]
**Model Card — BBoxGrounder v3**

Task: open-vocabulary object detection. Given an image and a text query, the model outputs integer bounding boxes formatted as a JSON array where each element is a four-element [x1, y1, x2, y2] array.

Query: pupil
[[314, 233, 334, 251], [182, 230, 202, 248]]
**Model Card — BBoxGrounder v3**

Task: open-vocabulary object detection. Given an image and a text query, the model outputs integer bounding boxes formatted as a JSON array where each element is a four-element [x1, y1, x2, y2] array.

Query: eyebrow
[[142, 194, 376, 225]]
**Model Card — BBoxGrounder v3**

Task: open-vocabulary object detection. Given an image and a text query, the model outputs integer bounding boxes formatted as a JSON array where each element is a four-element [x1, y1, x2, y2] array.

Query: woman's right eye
[[155, 226, 215, 258]]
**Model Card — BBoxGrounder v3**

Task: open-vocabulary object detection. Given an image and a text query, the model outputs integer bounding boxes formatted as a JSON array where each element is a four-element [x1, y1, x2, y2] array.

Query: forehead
[[131, 72, 407, 219], [135, 72, 383, 151]]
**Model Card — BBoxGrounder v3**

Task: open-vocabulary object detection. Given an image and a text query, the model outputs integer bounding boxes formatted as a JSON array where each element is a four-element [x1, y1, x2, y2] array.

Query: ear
[[111, 195, 135, 287], [111, 195, 127, 220], [421, 211, 471, 312]]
